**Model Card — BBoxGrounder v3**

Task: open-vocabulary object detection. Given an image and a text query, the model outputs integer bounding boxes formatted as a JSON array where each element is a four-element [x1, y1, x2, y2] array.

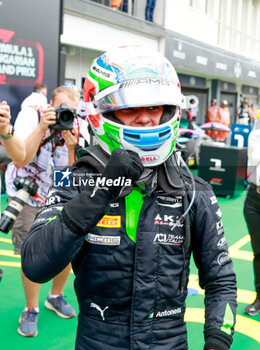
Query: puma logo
[[91, 185, 109, 198], [90, 302, 109, 321]]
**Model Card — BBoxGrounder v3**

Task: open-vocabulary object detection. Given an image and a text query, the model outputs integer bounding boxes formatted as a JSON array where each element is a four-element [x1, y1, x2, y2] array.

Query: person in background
[[236, 99, 251, 125], [145, 0, 156, 22], [5, 86, 90, 337], [205, 98, 219, 139], [21, 46, 236, 350], [249, 103, 257, 129], [122, 0, 128, 12], [21, 83, 48, 110], [243, 120, 260, 316], [110, 0, 122, 8], [0, 101, 26, 162], [117, 0, 134, 13], [0, 101, 26, 288], [217, 100, 230, 142], [0, 101, 26, 192]]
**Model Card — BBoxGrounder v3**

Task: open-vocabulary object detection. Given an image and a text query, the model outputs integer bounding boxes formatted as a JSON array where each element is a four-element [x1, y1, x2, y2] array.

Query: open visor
[[90, 82, 198, 114]]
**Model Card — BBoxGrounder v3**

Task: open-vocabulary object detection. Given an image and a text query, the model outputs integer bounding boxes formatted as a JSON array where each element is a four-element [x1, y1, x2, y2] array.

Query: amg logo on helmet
[[120, 78, 169, 88], [141, 155, 159, 162], [92, 65, 110, 78]]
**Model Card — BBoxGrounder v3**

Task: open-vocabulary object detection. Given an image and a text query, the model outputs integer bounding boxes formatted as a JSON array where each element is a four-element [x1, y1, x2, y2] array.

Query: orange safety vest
[[216, 107, 230, 141], [206, 105, 219, 122]]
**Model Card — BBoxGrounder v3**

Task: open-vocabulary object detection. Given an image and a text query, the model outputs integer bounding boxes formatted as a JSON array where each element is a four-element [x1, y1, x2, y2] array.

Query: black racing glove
[[92, 149, 144, 198], [62, 149, 144, 235]]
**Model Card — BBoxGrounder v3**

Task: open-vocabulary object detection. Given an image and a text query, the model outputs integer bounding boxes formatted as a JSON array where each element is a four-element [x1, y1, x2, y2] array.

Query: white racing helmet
[[83, 46, 198, 167]]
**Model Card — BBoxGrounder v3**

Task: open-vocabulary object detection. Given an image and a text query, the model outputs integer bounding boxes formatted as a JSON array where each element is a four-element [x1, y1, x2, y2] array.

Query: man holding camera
[[0, 101, 26, 162], [21, 47, 236, 350], [0, 101, 26, 284], [5, 85, 89, 337]]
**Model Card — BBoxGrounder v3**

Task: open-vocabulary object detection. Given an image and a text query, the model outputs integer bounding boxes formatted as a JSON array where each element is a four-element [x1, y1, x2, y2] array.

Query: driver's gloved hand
[[93, 149, 144, 198], [62, 149, 144, 235]]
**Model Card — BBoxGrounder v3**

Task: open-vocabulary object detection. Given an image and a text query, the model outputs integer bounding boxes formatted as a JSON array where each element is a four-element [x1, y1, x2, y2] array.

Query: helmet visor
[[93, 81, 185, 113]]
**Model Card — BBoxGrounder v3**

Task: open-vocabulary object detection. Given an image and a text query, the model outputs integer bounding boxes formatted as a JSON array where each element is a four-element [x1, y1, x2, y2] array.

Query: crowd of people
[[205, 98, 257, 142], [0, 46, 259, 350]]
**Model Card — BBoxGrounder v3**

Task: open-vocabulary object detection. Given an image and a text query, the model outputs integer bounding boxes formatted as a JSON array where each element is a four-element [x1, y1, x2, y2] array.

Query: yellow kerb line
[[0, 237, 12, 244], [229, 235, 253, 261], [0, 261, 21, 267], [0, 249, 20, 258]]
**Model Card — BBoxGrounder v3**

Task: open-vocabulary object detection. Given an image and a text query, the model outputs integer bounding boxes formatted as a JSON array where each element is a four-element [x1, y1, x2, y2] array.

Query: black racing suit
[[21, 153, 237, 350], [244, 185, 260, 298]]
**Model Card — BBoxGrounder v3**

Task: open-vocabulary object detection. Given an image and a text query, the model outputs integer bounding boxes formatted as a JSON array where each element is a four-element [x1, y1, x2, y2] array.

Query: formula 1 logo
[[210, 178, 223, 186], [97, 215, 121, 228], [53, 168, 71, 187]]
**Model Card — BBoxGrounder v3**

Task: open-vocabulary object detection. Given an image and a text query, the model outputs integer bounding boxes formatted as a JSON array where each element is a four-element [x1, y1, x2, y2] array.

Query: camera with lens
[[49, 103, 76, 131], [0, 176, 38, 234]]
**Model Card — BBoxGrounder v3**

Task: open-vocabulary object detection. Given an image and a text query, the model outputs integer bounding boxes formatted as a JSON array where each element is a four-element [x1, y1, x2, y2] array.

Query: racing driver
[[21, 46, 237, 350]]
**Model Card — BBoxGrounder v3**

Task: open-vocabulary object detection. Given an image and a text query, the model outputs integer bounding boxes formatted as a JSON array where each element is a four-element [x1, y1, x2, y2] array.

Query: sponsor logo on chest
[[97, 215, 121, 228], [153, 232, 184, 245], [154, 214, 183, 227], [86, 233, 121, 246]]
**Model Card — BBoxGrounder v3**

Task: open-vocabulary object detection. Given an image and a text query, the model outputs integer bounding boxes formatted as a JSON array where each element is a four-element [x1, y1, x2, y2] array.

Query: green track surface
[[0, 190, 259, 349]]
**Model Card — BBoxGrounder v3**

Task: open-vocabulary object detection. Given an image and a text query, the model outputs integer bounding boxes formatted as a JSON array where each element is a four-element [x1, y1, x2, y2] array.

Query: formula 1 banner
[[0, 29, 44, 85], [0, 0, 62, 119]]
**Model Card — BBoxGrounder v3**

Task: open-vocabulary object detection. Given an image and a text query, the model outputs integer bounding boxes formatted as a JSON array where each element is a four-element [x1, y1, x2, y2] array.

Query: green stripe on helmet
[[101, 122, 121, 153], [89, 69, 114, 92], [164, 120, 179, 160]]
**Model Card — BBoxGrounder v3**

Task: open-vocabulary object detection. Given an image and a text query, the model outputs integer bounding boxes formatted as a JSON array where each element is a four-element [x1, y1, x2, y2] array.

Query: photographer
[[0, 101, 26, 162], [0, 101, 26, 283], [5, 86, 89, 337]]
